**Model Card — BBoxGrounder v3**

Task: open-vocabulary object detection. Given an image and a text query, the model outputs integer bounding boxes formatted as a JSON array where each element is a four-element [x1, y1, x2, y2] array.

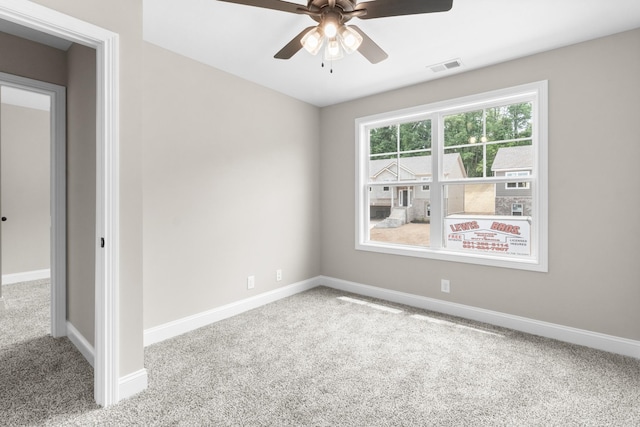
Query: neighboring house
[[491, 145, 533, 216], [369, 153, 466, 224]]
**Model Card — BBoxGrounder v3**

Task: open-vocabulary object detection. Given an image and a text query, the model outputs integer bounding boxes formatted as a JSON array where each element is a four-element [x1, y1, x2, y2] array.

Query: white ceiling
[[144, 0, 640, 107]]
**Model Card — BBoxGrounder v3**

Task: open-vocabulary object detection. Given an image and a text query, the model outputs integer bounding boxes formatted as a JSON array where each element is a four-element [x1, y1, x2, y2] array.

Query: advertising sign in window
[[445, 215, 531, 256]]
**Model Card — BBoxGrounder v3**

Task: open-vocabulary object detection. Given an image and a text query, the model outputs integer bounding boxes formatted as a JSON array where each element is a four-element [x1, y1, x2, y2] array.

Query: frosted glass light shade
[[323, 38, 344, 61], [301, 27, 324, 55], [338, 25, 363, 54]]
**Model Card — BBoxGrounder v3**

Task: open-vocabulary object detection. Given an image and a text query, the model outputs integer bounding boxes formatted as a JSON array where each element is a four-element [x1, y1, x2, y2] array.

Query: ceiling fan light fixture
[[338, 25, 363, 54], [322, 14, 340, 39], [301, 27, 324, 55], [323, 38, 344, 61]]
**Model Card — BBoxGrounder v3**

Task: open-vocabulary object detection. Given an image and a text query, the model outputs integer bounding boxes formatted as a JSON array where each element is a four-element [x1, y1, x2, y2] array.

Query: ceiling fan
[[217, 0, 453, 64]]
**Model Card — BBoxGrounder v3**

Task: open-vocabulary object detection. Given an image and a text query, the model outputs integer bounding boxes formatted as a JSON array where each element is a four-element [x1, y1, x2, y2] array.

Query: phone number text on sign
[[445, 216, 531, 256]]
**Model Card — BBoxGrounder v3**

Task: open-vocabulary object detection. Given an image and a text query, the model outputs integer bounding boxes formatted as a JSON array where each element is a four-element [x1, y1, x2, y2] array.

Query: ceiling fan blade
[[217, 0, 305, 14], [355, 0, 453, 19], [350, 25, 388, 64], [274, 26, 316, 59]]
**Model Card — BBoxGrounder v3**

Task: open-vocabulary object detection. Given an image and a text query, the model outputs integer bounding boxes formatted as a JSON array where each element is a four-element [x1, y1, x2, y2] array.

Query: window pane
[[368, 184, 431, 247], [399, 151, 431, 182], [370, 124, 397, 157], [489, 142, 533, 179], [444, 145, 482, 178], [369, 157, 398, 182], [443, 183, 533, 256], [485, 102, 532, 142], [444, 110, 483, 147], [400, 120, 431, 151]]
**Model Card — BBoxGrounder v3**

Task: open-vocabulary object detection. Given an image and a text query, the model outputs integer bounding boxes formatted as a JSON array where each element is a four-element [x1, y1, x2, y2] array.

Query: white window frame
[[355, 81, 548, 272]]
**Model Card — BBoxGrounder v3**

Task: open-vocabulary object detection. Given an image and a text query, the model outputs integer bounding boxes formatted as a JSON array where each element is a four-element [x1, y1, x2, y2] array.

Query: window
[[356, 82, 548, 271], [505, 171, 530, 189], [511, 203, 524, 216]]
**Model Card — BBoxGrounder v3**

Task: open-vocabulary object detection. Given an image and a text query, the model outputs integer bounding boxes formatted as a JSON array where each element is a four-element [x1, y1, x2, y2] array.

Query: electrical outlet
[[247, 275, 255, 290], [441, 279, 450, 293], [276, 269, 282, 282]]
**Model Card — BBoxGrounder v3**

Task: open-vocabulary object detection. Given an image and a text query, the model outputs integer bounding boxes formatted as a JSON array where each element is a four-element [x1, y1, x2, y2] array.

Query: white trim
[[119, 369, 148, 400], [144, 278, 320, 347], [0, 72, 66, 338], [93, 28, 120, 408], [0, 1, 122, 406], [1, 269, 51, 285], [67, 321, 95, 368], [319, 276, 640, 359], [68, 320, 148, 401]]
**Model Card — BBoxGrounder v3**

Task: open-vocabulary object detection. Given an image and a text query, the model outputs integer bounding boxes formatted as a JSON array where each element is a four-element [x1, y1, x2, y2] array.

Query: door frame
[[0, 73, 67, 338], [0, 2, 121, 407]]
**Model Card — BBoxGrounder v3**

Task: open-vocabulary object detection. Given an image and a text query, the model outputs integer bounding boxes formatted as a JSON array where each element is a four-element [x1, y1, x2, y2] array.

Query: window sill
[[356, 241, 547, 272]]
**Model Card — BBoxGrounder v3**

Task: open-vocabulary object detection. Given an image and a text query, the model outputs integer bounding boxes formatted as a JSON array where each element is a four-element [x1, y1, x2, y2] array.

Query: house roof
[[370, 153, 465, 179], [491, 145, 533, 171]]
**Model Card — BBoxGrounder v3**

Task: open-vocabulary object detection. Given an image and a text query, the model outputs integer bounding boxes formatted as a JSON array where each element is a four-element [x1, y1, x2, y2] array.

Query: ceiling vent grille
[[429, 58, 462, 73]]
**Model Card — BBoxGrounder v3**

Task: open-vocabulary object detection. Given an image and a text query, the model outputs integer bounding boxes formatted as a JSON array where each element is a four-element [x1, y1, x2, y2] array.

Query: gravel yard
[[369, 222, 431, 247]]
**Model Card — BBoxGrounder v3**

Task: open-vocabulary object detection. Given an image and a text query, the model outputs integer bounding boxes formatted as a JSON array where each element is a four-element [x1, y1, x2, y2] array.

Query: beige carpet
[[1, 280, 639, 426]]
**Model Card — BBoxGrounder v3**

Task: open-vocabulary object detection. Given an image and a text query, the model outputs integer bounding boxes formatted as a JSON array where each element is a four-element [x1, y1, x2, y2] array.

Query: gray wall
[[142, 43, 321, 328], [0, 103, 50, 275], [66, 43, 96, 345], [320, 28, 640, 341], [0, 31, 66, 85]]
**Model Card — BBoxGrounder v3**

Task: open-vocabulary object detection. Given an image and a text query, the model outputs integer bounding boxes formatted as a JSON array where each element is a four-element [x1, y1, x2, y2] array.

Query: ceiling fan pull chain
[[320, 60, 334, 74]]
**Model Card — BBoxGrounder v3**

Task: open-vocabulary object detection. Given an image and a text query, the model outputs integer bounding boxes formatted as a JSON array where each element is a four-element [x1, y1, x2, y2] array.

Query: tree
[[370, 125, 397, 159], [444, 102, 532, 177], [368, 102, 532, 177], [370, 120, 431, 159]]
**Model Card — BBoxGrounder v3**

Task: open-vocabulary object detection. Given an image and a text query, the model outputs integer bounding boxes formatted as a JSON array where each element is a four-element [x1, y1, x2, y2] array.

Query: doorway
[[0, 75, 66, 337], [400, 189, 410, 207]]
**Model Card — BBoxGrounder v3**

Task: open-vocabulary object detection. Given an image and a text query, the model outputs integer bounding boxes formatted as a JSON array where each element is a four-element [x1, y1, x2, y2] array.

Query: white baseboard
[[142, 274, 640, 359], [144, 277, 321, 347], [66, 321, 95, 367], [2, 269, 50, 285], [68, 322, 148, 400], [119, 368, 148, 400], [319, 275, 640, 359]]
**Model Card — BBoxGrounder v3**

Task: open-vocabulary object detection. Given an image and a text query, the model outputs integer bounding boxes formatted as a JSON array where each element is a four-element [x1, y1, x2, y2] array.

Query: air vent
[[429, 58, 462, 73]]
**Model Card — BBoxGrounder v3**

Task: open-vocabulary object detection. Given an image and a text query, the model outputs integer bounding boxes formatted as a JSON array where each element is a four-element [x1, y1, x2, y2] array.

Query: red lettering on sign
[[490, 221, 521, 236], [449, 221, 479, 232]]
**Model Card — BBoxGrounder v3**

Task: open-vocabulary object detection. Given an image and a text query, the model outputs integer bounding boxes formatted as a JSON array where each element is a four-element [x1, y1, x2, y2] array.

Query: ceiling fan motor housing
[[305, 0, 362, 23]]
